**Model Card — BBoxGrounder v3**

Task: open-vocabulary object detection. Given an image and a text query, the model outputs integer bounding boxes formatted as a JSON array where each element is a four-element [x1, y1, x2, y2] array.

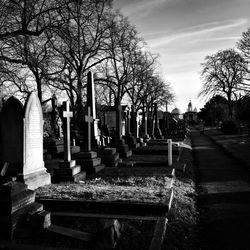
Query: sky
[[113, 0, 250, 113]]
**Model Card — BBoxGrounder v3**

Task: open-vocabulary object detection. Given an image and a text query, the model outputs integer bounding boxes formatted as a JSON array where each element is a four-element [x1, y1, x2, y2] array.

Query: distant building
[[171, 107, 181, 120], [184, 100, 198, 125]]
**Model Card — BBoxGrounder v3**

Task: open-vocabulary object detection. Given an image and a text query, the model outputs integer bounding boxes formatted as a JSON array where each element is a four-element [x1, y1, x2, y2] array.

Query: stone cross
[[85, 106, 93, 152], [62, 101, 73, 162]]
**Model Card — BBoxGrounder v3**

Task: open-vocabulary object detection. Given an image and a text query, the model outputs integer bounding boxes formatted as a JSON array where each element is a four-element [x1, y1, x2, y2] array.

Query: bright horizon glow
[[114, 0, 250, 113]]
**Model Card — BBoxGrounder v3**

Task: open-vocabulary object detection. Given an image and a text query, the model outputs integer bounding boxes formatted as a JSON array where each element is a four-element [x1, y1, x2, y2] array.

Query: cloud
[[118, 0, 169, 20], [146, 18, 248, 48]]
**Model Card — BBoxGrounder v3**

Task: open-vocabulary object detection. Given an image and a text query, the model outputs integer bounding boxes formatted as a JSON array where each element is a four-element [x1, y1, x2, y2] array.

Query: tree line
[[199, 26, 250, 122], [0, 0, 174, 120]]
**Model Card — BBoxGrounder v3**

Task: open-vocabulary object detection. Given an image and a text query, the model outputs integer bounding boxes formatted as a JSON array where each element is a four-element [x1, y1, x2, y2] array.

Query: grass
[[36, 176, 172, 204]]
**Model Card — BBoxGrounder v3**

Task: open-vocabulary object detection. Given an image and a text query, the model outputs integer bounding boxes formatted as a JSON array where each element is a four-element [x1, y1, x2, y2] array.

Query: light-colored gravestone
[[86, 71, 99, 145], [54, 101, 83, 182], [0, 97, 24, 176], [20, 92, 51, 189], [62, 101, 73, 162]]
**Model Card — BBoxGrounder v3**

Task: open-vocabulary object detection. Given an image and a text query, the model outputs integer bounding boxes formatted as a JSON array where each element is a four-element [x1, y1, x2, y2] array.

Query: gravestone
[[74, 72, 105, 174], [86, 71, 99, 146], [124, 107, 140, 149], [18, 92, 51, 190], [53, 101, 85, 182], [74, 105, 105, 174], [153, 103, 163, 139], [0, 96, 24, 177], [0, 181, 48, 240], [142, 107, 150, 142], [85, 106, 94, 152]]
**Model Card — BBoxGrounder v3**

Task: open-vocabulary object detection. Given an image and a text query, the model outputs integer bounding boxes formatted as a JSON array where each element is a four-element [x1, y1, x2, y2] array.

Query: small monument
[[18, 92, 51, 190], [142, 106, 150, 142], [74, 72, 105, 174], [152, 103, 163, 139], [0, 96, 24, 177], [0, 181, 51, 240], [124, 107, 140, 149], [53, 101, 85, 182]]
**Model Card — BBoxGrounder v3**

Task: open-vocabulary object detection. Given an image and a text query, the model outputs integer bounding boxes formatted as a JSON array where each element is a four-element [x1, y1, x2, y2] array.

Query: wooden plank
[[52, 212, 161, 221], [47, 224, 95, 242], [149, 217, 168, 250]]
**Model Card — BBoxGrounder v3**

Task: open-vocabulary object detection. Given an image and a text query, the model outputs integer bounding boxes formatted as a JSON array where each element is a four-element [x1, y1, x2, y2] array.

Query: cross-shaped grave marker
[[85, 106, 93, 152], [62, 101, 73, 162]]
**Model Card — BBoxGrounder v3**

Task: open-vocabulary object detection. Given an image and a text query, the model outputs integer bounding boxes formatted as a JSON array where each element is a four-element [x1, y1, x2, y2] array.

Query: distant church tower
[[187, 100, 193, 112], [184, 100, 197, 125]]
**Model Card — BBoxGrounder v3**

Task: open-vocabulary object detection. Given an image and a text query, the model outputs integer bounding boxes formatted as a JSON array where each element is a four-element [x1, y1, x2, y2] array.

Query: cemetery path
[[191, 129, 250, 250]]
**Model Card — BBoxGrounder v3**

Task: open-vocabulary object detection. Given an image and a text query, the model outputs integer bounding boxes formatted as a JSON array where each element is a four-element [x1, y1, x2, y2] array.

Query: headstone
[[19, 92, 51, 190], [62, 101, 73, 162], [153, 103, 163, 139], [53, 101, 85, 182], [126, 109, 131, 135], [0, 96, 24, 176], [116, 105, 122, 140], [51, 94, 58, 136], [85, 106, 94, 152], [0, 181, 46, 240], [86, 71, 99, 146]]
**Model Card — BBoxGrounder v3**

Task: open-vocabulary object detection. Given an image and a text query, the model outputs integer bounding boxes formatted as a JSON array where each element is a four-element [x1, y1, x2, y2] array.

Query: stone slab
[[47, 224, 95, 242], [18, 170, 51, 190], [30, 210, 51, 229], [0, 189, 35, 214], [59, 160, 76, 168], [103, 147, 117, 154], [0, 181, 27, 200], [77, 157, 101, 168], [52, 171, 86, 183], [74, 151, 97, 159], [53, 165, 81, 177]]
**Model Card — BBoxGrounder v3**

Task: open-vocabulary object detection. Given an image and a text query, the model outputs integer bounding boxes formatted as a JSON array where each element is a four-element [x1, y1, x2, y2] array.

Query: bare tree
[[0, 0, 67, 40], [47, 0, 113, 113], [199, 49, 248, 118], [97, 12, 144, 107]]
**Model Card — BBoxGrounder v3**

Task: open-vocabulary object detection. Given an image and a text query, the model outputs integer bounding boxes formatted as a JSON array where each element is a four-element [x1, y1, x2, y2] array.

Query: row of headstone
[[0, 93, 51, 190]]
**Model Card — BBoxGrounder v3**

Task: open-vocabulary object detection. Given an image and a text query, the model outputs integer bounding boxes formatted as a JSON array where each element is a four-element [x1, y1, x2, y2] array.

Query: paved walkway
[[191, 129, 250, 250]]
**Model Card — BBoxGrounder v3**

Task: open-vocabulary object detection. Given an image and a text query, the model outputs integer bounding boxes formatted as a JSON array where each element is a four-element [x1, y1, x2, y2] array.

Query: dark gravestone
[[0, 96, 24, 176]]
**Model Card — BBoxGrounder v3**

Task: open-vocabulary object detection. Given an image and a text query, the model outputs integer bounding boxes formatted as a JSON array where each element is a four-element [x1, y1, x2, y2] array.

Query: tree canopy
[[199, 49, 248, 118]]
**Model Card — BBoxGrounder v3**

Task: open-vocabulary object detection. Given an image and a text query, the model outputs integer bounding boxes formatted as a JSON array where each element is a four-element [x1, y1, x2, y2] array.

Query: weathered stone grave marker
[[0, 96, 24, 176], [63, 101, 73, 162], [19, 92, 51, 190], [85, 106, 94, 152], [74, 72, 105, 173], [53, 101, 85, 182]]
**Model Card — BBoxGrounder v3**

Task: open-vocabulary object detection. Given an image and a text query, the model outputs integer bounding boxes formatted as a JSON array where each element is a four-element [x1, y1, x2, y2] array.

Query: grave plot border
[[36, 188, 174, 217]]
